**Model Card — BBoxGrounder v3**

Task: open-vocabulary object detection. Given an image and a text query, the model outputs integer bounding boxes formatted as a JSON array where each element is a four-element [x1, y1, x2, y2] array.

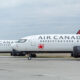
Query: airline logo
[[38, 44, 44, 49], [38, 35, 80, 40], [77, 30, 80, 34]]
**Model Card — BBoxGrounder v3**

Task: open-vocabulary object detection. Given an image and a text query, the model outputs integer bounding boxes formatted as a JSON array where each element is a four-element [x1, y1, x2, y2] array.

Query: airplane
[[0, 40, 26, 56], [0, 40, 16, 53], [11, 30, 80, 60]]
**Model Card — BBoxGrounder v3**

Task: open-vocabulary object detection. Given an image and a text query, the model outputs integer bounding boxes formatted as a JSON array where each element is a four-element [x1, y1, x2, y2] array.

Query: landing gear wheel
[[28, 56, 31, 60], [28, 53, 32, 60]]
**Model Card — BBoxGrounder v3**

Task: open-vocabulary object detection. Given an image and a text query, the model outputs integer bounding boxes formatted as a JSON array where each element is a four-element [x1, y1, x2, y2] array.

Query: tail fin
[[77, 30, 80, 34]]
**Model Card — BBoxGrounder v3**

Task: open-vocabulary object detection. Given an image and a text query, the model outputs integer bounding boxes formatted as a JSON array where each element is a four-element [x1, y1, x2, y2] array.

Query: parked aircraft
[[0, 40, 16, 52], [0, 40, 26, 56], [11, 31, 80, 60]]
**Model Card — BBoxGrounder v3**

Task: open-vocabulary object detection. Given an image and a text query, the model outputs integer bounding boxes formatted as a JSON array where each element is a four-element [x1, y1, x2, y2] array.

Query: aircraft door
[[30, 36, 37, 50]]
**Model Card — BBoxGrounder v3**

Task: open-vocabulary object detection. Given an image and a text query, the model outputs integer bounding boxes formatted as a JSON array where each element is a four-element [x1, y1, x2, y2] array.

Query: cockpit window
[[16, 39, 27, 43]]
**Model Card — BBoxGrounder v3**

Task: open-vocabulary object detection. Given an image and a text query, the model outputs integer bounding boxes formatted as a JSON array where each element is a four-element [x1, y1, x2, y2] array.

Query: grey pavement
[[0, 56, 80, 80]]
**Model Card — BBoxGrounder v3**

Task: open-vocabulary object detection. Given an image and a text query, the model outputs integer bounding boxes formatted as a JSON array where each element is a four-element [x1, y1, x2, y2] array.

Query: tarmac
[[0, 55, 80, 80]]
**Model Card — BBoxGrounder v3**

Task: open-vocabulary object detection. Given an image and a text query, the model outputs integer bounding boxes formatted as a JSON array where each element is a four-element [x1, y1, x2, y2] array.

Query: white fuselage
[[12, 34, 80, 52], [0, 40, 16, 52]]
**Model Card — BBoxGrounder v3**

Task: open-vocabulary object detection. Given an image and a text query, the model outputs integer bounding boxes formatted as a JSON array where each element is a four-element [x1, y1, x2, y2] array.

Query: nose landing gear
[[28, 53, 32, 60], [27, 53, 36, 60]]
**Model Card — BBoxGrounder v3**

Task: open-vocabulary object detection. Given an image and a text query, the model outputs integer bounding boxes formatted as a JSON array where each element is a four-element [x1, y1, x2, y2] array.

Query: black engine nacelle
[[73, 46, 80, 58], [11, 49, 26, 56]]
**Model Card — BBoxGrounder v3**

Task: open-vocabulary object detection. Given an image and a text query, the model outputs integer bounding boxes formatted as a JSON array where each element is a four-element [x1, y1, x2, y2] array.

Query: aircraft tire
[[27, 53, 32, 60], [28, 57, 31, 60]]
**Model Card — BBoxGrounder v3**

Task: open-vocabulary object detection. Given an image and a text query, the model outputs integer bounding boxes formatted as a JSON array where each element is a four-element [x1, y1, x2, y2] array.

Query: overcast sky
[[0, 0, 80, 39]]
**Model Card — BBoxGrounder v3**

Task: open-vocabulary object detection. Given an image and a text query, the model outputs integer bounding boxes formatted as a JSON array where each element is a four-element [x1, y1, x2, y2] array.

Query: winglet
[[77, 30, 80, 34]]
